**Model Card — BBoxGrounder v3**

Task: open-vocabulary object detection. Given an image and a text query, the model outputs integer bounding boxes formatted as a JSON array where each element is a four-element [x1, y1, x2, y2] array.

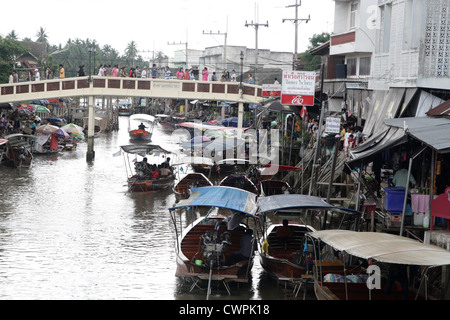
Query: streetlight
[[239, 51, 244, 90]]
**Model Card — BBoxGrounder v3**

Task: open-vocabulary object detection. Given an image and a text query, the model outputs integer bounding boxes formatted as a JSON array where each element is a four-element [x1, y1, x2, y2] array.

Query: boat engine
[[201, 230, 231, 268]]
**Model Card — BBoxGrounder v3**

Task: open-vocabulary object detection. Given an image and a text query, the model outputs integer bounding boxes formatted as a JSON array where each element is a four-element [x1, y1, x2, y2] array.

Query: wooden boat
[[219, 174, 259, 194], [173, 172, 213, 201], [118, 105, 131, 116], [128, 114, 155, 142], [0, 134, 34, 167], [307, 230, 450, 300], [120, 144, 176, 193], [169, 186, 260, 298], [256, 194, 364, 285]]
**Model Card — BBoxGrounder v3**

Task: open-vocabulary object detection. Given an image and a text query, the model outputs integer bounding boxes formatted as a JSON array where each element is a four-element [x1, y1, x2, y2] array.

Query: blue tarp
[[169, 186, 258, 215]]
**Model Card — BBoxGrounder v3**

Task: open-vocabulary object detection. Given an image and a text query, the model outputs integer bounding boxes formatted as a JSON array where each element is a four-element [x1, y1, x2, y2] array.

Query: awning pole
[[399, 157, 413, 237]]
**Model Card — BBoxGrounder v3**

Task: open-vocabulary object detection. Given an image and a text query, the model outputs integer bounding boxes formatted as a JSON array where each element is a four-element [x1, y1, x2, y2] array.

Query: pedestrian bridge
[[0, 76, 263, 105]]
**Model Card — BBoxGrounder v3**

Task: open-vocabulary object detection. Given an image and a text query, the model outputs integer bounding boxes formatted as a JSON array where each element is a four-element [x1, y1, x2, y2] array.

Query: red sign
[[281, 71, 316, 106], [262, 84, 281, 97], [281, 94, 314, 106]]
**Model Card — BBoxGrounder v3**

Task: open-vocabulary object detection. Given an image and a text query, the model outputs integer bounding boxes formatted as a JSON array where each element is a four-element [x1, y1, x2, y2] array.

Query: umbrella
[[31, 105, 50, 113], [55, 128, 70, 139], [18, 104, 34, 111], [36, 123, 59, 134], [203, 137, 245, 152], [219, 117, 249, 128], [61, 123, 85, 135]]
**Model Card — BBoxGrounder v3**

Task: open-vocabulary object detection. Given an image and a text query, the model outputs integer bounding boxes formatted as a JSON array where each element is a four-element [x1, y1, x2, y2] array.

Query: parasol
[[35, 123, 59, 134], [61, 123, 85, 135]]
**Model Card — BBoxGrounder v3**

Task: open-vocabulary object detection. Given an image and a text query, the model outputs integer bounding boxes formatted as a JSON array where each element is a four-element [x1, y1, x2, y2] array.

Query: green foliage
[[299, 32, 330, 71], [0, 36, 26, 83]]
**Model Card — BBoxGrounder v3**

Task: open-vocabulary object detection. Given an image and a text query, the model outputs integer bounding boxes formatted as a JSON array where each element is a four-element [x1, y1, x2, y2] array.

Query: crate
[[384, 187, 406, 212]]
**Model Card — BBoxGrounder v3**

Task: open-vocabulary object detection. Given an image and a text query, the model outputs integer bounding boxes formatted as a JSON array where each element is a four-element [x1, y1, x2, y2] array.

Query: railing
[[0, 76, 263, 104]]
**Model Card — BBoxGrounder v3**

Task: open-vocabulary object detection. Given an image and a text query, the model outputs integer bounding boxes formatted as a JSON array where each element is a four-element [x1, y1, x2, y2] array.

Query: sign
[[325, 116, 341, 134], [281, 71, 316, 106], [262, 84, 281, 97]]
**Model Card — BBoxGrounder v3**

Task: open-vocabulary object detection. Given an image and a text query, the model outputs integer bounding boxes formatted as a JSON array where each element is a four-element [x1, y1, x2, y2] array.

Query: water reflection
[[0, 117, 311, 300]]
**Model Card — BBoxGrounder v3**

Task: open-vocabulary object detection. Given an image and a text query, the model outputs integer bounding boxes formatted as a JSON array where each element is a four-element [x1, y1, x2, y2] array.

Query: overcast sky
[[1, 0, 334, 58]]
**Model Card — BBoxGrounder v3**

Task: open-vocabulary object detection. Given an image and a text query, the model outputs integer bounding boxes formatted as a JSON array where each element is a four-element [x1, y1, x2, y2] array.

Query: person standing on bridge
[[141, 67, 147, 78], [112, 65, 118, 77], [152, 64, 158, 79], [176, 67, 184, 80], [59, 64, 65, 78], [164, 67, 171, 79], [202, 67, 209, 81]]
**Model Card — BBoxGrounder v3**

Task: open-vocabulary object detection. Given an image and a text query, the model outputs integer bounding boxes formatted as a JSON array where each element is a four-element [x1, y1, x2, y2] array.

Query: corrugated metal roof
[[427, 99, 450, 116]]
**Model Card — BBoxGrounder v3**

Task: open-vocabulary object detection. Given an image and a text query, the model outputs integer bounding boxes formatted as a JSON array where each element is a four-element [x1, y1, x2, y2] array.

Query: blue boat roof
[[169, 186, 258, 215]]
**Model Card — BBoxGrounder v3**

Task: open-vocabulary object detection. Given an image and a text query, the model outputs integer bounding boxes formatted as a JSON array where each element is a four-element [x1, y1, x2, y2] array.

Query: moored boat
[[256, 194, 364, 286], [169, 186, 260, 299], [219, 174, 259, 194], [0, 133, 34, 167], [173, 172, 213, 201], [307, 230, 450, 300]]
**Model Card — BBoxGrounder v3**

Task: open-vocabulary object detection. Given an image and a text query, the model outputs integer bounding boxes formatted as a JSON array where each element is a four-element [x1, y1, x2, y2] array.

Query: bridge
[[0, 76, 264, 161], [0, 76, 263, 105]]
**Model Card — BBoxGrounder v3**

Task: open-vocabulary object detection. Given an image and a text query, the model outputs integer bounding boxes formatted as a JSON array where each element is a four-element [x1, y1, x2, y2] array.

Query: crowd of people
[[134, 156, 172, 180]]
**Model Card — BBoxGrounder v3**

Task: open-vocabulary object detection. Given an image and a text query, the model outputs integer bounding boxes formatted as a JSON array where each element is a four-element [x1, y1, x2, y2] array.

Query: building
[[172, 45, 293, 84]]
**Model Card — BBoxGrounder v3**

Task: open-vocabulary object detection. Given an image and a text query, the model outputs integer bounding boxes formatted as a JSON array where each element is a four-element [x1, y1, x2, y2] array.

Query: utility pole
[[168, 41, 188, 70], [283, 0, 310, 70], [203, 30, 228, 73], [245, 20, 268, 85]]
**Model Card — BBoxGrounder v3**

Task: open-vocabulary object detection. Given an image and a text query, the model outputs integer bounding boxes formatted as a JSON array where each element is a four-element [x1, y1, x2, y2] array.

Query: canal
[[0, 116, 306, 300]]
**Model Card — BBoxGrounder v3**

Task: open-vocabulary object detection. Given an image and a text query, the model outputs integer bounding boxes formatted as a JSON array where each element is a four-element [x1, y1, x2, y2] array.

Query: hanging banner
[[281, 71, 316, 106]]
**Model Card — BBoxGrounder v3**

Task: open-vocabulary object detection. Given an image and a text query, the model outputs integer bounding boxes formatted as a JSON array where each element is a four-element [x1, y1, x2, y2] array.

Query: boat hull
[[127, 174, 175, 192], [173, 173, 213, 200], [129, 129, 152, 142]]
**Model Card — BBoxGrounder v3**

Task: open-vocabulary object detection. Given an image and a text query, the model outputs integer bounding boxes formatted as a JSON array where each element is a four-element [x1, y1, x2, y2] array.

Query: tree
[[6, 30, 19, 40], [36, 27, 48, 43], [0, 36, 26, 83], [125, 41, 138, 67], [299, 32, 330, 71]]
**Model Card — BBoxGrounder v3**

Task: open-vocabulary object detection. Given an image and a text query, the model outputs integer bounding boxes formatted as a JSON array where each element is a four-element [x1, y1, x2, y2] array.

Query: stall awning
[[348, 127, 408, 167], [308, 230, 450, 266], [384, 117, 450, 153]]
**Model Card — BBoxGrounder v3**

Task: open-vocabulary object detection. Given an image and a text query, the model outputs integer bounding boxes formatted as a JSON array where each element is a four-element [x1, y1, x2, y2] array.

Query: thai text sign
[[281, 71, 316, 106], [262, 84, 281, 97], [325, 117, 341, 134]]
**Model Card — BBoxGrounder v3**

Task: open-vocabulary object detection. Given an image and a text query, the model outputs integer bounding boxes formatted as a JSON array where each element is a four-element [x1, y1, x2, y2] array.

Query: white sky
[[1, 0, 334, 58]]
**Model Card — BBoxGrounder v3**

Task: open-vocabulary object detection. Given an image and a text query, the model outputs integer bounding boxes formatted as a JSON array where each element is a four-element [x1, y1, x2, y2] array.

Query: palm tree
[[6, 30, 18, 40], [125, 41, 138, 67], [36, 27, 48, 43]]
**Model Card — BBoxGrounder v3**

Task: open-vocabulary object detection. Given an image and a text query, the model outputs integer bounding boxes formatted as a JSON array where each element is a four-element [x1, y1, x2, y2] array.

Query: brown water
[[0, 116, 305, 300]]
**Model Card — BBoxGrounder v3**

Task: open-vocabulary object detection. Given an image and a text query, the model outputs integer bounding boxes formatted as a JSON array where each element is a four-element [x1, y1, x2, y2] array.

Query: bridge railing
[[0, 76, 263, 104]]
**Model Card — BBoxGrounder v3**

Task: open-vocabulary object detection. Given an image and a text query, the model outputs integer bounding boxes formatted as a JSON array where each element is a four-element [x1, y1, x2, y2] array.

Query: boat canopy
[[256, 194, 362, 215], [130, 114, 155, 122], [169, 186, 258, 216], [172, 156, 214, 166], [308, 230, 450, 266], [120, 144, 172, 157]]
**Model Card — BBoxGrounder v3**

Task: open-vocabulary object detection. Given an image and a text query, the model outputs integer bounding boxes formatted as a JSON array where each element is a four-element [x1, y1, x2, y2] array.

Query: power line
[[245, 20, 269, 85], [283, 0, 311, 70]]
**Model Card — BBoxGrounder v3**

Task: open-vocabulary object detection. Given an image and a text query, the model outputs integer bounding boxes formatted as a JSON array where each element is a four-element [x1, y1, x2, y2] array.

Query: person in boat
[[136, 157, 151, 176], [138, 122, 147, 130], [151, 165, 159, 179], [276, 219, 293, 238], [162, 157, 171, 168], [226, 228, 255, 266], [159, 164, 172, 177]]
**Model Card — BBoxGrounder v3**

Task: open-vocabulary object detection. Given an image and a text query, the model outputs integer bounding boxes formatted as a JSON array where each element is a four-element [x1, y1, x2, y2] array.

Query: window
[[350, 2, 358, 29], [378, 4, 392, 53], [359, 57, 371, 75], [347, 58, 357, 76], [403, 0, 421, 50]]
